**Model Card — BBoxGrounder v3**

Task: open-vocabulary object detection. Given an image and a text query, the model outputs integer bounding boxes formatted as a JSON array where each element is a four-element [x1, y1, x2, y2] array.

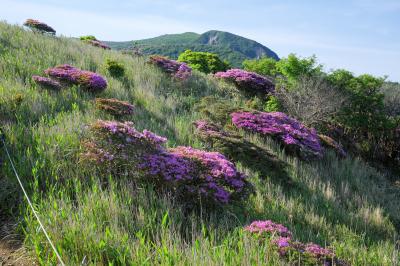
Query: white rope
[[1, 133, 66, 266]]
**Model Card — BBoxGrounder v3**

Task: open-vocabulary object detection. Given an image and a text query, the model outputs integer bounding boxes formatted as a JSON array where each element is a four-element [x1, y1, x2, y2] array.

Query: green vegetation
[[243, 56, 277, 77], [105, 30, 279, 68], [105, 58, 125, 78], [178, 50, 229, 74], [0, 21, 399, 265], [79, 35, 97, 41]]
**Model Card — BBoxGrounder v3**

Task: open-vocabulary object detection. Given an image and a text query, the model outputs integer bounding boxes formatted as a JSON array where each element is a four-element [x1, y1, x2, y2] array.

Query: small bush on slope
[[105, 58, 125, 78], [0, 22, 399, 265], [178, 49, 229, 74]]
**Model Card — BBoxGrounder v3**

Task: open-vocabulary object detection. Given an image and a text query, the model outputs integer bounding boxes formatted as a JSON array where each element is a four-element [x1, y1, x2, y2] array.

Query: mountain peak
[[105, 30, 279, 67]]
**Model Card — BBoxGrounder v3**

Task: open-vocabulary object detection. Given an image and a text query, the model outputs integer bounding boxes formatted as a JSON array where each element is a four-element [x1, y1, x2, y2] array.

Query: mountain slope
[[105, 30, 279, 67], [0, 22, 399, 265]]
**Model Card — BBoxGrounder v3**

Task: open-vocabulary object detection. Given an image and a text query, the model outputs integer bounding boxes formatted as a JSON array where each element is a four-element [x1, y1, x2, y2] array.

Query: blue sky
[[1, 0, 399, 81]]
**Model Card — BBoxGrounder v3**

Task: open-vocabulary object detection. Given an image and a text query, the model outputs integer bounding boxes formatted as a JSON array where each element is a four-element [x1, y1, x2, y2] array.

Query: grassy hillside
[[105, 30, 279, 67], [0, 22, 399, 265]]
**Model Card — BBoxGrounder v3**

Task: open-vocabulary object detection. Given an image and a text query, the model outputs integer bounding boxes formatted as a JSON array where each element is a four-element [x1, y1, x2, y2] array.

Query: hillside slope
[[0, 22, 399, 265], [105, 30, 279, 67]]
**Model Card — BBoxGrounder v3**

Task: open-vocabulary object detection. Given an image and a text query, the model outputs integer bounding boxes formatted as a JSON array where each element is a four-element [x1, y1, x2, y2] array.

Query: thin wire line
[[1, 133, 66, 266]]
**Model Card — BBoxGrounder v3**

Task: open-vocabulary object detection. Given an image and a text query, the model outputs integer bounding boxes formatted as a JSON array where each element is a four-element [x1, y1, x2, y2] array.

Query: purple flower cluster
[[139, 146, 247, 204], [32, 75, 62, 90], [88, 40, 111, 50], [245, 220, 346, 265], [85, 120, 247, 205], [45, 64, 107, 92], [231, 111, 323, 159], [23, 19, 56, 35], [93, 120, 166, 147], [214, 69, 274, 95], [148, 55, 192, 80], [171, 146, 247, 203], [244, 220, 292, 238], [95, 98, 134, 117], [174, 63, 192, 80]]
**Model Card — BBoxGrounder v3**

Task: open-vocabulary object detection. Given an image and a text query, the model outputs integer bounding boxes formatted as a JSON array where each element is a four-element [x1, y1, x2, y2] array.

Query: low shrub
[[82, 120, 249, 207], [148, 55, 192, 80], [88, 40, 110, 50], [245, 220, 348, 266], [23, 19, 56, 35], [95, 98, 134, 117], [45, 64, 107, 92], [195, 96, 242, 125], [105, 59, 125, 78], [79, 35, 97, 41], [214, 69, 274, 97], [79, 35, 110, 50], [244, 220, 292, 238], [231, 111, 323, 160], [32, 75, 62, 90], [177, 50, 229, 74]]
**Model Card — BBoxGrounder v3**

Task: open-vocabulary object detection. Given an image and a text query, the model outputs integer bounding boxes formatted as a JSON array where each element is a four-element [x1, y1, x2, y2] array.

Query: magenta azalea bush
[[244, 220, 292, 238], [214, 69, 274, 96], [148, 55, 192, 80], [88, 40, 111, 50], [83, 120, 249, 206], [32, 75, 62, 90], [231, 111, 323, 160], [245, 220, 348, 266], [95, 98, 134, 117], [271, 237, 348, 266], [45, 64, 107, 92], [23, 19, 56, 35], [140, 146, 248, 204]]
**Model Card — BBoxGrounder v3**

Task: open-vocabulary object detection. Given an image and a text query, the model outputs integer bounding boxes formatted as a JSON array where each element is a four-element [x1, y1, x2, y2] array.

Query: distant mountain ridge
[[105, 30, 279, 67]]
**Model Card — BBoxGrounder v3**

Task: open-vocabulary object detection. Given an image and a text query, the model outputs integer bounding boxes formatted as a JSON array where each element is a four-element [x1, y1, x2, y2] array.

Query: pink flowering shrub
[[214, 69, 274, 96], [244, 220, 292, 238], [83, 120, 249, 206], [231, 111, 323, 160], [32, 75, 61, 90], [88, 40, 111, 50], [45, 64, 107, 92], [245, 220, 348, 266], [95, 98, 134, 117], [140, 146, 248, 205], [148, 55, 192, 80], [23, 19, 56, 35], [271, 237, 348, 266]]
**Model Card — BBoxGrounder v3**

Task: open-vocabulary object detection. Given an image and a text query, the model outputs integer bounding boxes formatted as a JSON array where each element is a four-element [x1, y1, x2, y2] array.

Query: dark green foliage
[[327, 70, 389, 135], [177, 50, 229, 74], [105, 30, 279, 68], [105, 59, 125, 78]]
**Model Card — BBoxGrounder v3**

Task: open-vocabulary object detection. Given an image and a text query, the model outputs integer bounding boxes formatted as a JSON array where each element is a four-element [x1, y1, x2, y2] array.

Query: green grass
[[0, 21, 399, 265]]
